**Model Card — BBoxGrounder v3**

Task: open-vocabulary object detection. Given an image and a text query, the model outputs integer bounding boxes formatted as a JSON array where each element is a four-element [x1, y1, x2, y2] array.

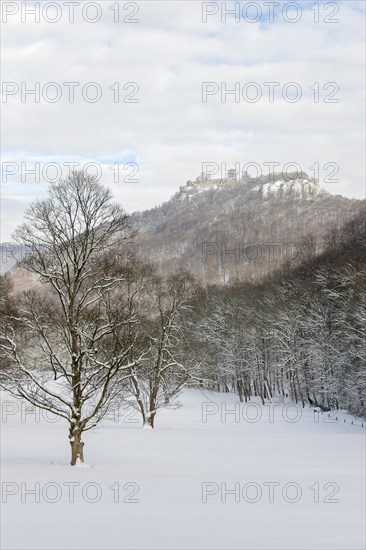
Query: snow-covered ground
[[1, 389, 365, 549]]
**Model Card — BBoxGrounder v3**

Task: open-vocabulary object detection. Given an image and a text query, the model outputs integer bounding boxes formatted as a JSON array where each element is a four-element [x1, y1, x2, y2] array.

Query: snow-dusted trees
[[0, 274, 15, 375], [127, 271, 201, 428], [340, 267, 366, 414], [198, 209, 366, 417], [0, 274, 13, 318], [199, 287, 276, 403], [0, 171, 140, 464], [198, 294, 251, 398]]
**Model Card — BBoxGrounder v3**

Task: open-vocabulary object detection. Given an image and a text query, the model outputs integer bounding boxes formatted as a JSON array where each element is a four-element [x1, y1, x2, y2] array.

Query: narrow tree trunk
[[144, 412, 156, 428], [237, 379, 244, 402], [70, 439, 84, 466], [295, 369, 305, 407], [69, 420, 84, 465], [130, 370, 146, 425]]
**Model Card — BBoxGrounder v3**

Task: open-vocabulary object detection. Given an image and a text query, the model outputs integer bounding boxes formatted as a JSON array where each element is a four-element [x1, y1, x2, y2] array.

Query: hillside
[[1, 171, 364, 285], [131, 171, 365, 284]]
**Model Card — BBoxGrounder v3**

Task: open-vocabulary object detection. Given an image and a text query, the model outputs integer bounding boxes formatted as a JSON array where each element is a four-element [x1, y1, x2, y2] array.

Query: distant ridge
[[131, 171, 364, 285]]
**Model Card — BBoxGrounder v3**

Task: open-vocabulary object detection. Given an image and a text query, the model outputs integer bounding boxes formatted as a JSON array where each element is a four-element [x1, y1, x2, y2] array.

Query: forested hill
[[131, 172, 365, 285]]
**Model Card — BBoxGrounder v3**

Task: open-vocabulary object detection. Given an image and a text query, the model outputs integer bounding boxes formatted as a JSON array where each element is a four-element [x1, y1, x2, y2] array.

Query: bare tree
[[0, 171, 139, 465], [128, 271, 201, 428]]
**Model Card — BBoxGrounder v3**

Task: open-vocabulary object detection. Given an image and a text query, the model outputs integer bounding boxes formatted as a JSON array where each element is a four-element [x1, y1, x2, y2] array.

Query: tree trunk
[[70, 440, 85, 466], [144, 412, 156, 428], [237, 379, 244, 402], [69, 420, 84, 465]]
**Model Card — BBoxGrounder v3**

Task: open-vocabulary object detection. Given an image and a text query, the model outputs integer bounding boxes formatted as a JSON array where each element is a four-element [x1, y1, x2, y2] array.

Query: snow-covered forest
[[196, 208, 366, 417]]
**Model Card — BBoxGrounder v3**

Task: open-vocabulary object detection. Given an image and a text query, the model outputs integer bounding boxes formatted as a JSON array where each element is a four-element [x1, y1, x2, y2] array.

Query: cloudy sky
[[1, 0, 365, 241]]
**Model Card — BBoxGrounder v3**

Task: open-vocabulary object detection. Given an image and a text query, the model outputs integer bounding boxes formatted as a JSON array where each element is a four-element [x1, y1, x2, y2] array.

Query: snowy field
[[1, 389, 365, 550]]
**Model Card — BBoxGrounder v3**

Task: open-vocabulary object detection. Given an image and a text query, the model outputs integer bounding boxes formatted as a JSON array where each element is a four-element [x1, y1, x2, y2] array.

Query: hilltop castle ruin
[[179, 168, 239, 196]]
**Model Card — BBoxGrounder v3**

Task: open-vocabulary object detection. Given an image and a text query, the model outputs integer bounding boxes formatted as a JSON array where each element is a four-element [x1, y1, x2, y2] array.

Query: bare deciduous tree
[[0, 171, 139, 465], [128, 271, 202, 428]]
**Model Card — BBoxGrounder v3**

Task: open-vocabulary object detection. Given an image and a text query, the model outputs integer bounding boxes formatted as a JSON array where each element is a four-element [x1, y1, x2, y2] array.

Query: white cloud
[[1, 0, 365, 239]]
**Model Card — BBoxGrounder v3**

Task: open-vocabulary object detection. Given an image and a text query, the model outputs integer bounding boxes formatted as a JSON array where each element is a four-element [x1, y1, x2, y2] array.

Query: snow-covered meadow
[[1, 389, 365, 550]]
